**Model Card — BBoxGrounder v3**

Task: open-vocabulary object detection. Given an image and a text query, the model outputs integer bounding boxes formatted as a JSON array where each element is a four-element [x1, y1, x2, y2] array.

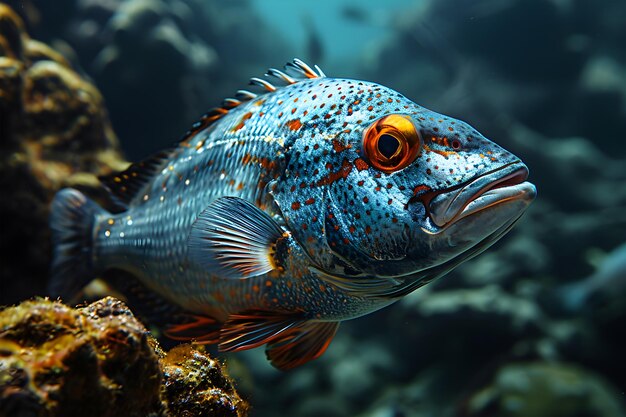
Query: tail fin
[[49, 188, 106, 300]]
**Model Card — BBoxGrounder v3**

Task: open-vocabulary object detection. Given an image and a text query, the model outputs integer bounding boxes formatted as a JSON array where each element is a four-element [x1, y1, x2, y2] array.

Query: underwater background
[[1, 0, 625, 416]]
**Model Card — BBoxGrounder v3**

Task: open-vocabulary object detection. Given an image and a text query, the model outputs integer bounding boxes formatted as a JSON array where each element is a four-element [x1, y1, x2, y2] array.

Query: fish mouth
[[423, 163, 536, 228]]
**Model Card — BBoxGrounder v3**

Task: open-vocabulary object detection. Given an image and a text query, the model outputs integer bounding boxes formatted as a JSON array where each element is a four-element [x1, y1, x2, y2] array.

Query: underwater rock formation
[[0, 4, 126, 305], [5, 0, 294, 159], [464, 362, 626, 417], [162, 345, 248, 417], [0, 297, 248, 417]]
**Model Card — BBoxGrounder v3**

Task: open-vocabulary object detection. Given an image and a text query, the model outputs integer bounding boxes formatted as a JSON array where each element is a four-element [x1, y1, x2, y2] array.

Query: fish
[[49, 58, 536, 370]]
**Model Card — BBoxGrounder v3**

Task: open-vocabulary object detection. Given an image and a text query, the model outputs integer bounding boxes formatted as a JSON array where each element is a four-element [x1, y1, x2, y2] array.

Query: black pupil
[[377, 134, 400, 159]]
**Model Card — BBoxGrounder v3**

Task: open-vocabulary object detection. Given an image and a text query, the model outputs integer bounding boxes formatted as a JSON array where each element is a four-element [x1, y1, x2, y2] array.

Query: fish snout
[[421, 163, 536, 229]]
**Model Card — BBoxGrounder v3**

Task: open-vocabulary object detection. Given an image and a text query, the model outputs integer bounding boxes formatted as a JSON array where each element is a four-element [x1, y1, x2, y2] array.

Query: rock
[[464, 362, 626, 417], [162, 345, 248, 417], [4, 0, 293, 159], [0, 4, 127, 305], [0, 297, 248, 417], [0, 297, 166, 417]]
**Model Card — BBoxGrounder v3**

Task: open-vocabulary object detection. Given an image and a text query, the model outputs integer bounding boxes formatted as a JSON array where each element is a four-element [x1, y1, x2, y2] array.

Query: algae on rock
[[0, 297, 248, 417]]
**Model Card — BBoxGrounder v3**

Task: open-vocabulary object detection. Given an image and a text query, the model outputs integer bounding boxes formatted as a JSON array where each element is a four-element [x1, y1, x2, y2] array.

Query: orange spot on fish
[[354, 158, 369, 171], [305, 197, 316, 205], [232, 112, 253, 132], [316, 159, 353, 186], [291, 201, 301, 210], [286, 119, 302, 131], [413, 184, 432, 195], [332, 139, 351, 153]]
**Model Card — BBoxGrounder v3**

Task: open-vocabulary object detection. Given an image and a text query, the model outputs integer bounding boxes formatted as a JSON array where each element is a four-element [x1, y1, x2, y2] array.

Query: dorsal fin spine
[[266, 68, 297, 84], [177, 58, 325, 145], [249, 77, 277, 92], [100, 59, 326, 205]]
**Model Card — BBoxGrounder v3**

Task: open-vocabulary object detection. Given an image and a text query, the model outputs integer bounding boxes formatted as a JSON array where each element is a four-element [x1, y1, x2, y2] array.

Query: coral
[[0, 4, 126, 305], [0, 297, 248, 417]]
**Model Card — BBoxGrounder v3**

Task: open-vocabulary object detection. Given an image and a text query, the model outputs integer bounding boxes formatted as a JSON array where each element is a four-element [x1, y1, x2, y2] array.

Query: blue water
[[250, 0, 419, 66]]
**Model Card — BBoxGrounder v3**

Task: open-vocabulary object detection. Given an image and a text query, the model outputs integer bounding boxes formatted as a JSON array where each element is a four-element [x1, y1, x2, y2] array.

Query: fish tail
[[49, 188, 107, 300]]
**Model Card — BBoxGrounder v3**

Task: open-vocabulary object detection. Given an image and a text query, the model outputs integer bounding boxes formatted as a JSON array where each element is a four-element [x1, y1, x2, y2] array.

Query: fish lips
[[427, 163, 536, 229]]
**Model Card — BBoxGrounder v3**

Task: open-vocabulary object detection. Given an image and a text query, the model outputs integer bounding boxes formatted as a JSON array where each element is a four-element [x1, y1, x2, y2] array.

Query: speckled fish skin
[[50, 59, 536, 369]]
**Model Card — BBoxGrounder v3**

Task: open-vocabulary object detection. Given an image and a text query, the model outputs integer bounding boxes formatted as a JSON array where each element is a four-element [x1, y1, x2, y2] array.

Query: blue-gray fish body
[[50, 59, 536, 369]]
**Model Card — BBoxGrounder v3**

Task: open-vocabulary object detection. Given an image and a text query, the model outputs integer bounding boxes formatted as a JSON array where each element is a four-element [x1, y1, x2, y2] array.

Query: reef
[[0, 297, 248, 417], [0, 4, 126, 305]]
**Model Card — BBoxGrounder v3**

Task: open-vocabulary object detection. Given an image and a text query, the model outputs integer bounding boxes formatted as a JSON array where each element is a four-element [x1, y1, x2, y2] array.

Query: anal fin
[[218, 309, 339, 370], [219, 309, 304, 352], [266, 321, 339, 370], [104, 269, 221, 343]]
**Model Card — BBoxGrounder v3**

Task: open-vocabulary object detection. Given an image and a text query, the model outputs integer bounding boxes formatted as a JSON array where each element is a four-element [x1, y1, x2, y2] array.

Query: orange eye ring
[[362, 114, 421, 173]]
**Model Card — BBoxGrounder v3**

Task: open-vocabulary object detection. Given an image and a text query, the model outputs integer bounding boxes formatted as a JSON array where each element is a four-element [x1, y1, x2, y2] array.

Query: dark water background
[[2, 0, 626, 416]]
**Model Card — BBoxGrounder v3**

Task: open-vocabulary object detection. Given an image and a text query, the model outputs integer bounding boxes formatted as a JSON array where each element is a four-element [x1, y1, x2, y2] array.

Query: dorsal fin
[[179, 58, 326, 145], [99, 148, 177, 207], [100, 59, 325, 206]]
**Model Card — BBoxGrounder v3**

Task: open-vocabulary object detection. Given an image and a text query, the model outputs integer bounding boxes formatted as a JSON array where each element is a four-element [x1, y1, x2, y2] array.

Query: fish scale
[[50, 59, 535, 369]]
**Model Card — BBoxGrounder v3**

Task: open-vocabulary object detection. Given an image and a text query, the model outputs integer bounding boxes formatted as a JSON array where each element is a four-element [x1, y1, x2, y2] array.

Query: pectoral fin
[[218, 309, 339, 370], [188, 197, 286, 279]]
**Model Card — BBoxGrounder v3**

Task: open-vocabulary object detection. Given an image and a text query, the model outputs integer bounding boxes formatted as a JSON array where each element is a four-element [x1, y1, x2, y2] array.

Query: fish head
[[271, 79, 535, 288]]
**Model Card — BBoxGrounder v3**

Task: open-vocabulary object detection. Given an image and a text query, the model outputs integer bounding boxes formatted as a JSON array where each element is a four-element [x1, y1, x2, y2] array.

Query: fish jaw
[[406, 164, 535, 272], [425, 162, 536, 230]]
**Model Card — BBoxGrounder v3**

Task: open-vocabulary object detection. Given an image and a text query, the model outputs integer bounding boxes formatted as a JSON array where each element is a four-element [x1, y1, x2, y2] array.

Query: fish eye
[[363, 115, 421, 173], [377, 134, 401, 159]]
